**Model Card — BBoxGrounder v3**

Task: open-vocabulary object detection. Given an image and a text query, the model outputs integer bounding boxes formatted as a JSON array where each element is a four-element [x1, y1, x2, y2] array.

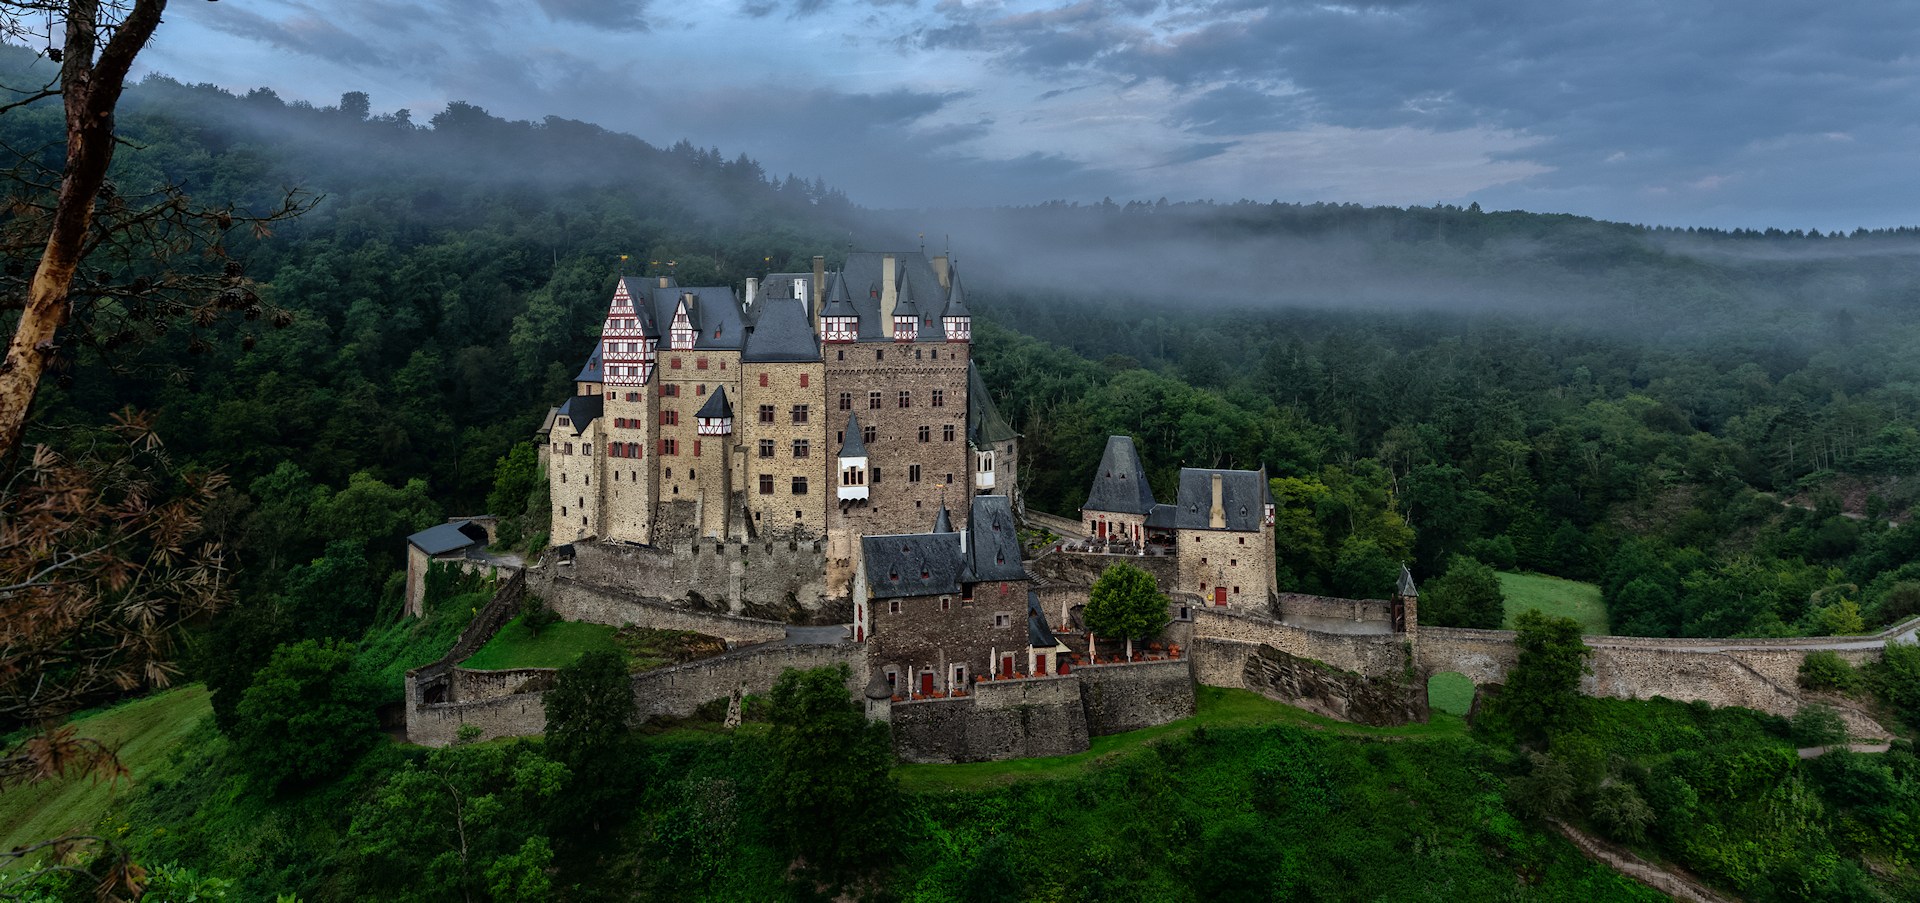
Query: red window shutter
[[694, 440, 702, 457], [759, 373, 768, 387], [800, 373, 809, 388]]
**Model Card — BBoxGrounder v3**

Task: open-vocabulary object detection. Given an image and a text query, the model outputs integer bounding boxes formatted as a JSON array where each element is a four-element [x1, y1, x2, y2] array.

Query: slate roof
[[647, 286, 747, 351], [555, 393, 603, 435], [1083, 435, 1156, 515], [933, 502, 954, 534], [862, 532, 967, 598], [696, 386, 733, 420], [967, 362, 1018, 448], [861, 495, 1026, 599], [1397, 564, 1418, 598], [840, 414, 868, 458], [838, 251, 948, 342], [742, 295, 820, 363], [615, 276, 663, 337], [408, 520, 489, 556], [1146, 504, 1178, 530], [1172, 467, 1272, 532], [1027, 590, 1060, 648], [821, 271, 859, 319], [893, 271, 921, 318], [962, 495, 1026, 582], [574, 340, 605, 384], [942, 263, 972, 318]]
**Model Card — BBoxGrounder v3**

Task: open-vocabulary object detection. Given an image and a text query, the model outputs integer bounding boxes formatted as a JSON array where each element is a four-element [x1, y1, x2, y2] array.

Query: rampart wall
[[891, 676, 1090, 764], [1276, 593, 1392, 625], [537, 575, 789, 645], [1025, 548, 1179, 591], [1077, 660, 1196, 735], [629, 642, 865, 720], [561, 539, 840, 623], [1194, 608, 1407, 677]]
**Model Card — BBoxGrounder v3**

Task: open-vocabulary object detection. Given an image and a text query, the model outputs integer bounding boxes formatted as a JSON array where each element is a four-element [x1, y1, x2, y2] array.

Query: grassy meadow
[[1498, 571, 1609, 635]]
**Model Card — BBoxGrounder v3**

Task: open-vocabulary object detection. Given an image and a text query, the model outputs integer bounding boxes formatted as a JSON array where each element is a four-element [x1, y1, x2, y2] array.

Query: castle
[[403, 249, 1908, 759], [541, 252, 1019, 600]]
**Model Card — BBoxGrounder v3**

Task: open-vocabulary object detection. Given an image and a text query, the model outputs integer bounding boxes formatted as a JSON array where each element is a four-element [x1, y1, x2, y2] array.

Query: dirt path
[[1553, 819, 1738, 903], [1797, 742, 1893, 759]]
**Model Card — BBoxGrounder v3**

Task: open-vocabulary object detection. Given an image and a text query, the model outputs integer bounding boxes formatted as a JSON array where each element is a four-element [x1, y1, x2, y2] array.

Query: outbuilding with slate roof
[[855, 494, 1032, 698], [1081, 435, 1156, 545], [403, 520, 511, 617], [1172, 466, 1278, 611]]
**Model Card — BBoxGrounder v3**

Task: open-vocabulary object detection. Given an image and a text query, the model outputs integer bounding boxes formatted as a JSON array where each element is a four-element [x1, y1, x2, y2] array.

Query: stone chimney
[[932, 255, 950, 289], [1209, 473, 1225, 529], [657, 275, 669, 289], [744, 277, 759, 311], [812, 256, 826, 319], [880, 254, 898, 337]]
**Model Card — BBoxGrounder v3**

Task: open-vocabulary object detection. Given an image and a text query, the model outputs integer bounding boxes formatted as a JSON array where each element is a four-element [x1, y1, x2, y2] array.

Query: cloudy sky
[[136, 1, 1920, 230]]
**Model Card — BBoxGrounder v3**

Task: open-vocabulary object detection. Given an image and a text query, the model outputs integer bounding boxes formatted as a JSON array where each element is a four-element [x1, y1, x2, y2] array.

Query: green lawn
[[1498, 570, 1609, 635], [895, 685, 1466, 793], [0, 686, 212, 855], [1427, 671, 1476, 715], [460, 616, 620, 670]]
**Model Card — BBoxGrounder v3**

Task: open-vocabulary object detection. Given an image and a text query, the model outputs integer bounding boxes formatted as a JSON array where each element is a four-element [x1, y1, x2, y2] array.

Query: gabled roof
[[555, 393, 603, 435], [962, 495, 1026, 582], [862, 532, 966, 599], [696, 386, 733, 420], [1172, 466, 1272, 532], [1083, 435, 1156, 515], [1027, 590, 1060, 648], [574, 340, 605, 384], [535, 406, 559, 437], [967, 362, 1018, 448], [742, 296, 820, 363], [408, 520, 489, 556], [840, 414, 868, 458], [647, 286, 746, 351], [615, 276, 663, 337]]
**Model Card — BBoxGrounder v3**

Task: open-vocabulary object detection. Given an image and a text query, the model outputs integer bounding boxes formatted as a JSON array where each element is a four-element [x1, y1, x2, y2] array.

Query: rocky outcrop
[[1241, 644, 1428, 726]]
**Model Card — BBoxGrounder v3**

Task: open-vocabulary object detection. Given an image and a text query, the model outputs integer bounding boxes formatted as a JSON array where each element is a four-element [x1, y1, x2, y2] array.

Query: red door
[[1096, 519, 1107, 538], [920, 672, 934, 696], [1035, 653, 1047, 675], [1214, 587, 1228, 606], [1000, 655, 1014, 677]]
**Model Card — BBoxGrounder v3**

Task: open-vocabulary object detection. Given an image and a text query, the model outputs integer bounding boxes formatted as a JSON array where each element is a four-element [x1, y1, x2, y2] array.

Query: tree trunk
[[0, 0, 168, 461]]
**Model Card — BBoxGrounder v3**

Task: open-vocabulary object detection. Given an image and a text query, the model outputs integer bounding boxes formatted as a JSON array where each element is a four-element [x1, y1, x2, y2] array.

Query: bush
[[232, 639, 382, 792], [1799, 650, 1862, 693], [1590, 781, 1655, 842], [521, 595, 561, 637], [1420, 556, 1505, 629], [1868, 641, 1920, 729], [1509, 752, 1575, 821], [1788, 704, 1848, 748], [1466, 535, 1518, 571]]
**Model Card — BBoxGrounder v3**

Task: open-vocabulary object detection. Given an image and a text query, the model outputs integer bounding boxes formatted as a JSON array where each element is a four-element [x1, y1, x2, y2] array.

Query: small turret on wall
[[1392, 564, 1419, 637]]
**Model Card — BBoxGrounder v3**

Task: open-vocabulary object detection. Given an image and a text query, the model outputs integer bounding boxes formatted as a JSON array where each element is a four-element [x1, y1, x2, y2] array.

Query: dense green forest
[[10, 41, 1920, 902]]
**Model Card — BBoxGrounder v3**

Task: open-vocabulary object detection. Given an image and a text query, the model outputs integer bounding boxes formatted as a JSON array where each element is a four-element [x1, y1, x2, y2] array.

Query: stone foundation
[[560, 539, 838, 623]]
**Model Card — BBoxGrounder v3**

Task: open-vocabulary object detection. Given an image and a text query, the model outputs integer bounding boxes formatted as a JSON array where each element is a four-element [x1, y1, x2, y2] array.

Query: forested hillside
[[11, 42, 1920, 902]]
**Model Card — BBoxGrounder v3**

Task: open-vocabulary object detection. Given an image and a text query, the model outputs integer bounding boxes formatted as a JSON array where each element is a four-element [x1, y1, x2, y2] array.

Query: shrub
[[1788, 704, 1848, 748], [1509, 752, 1575, 821], [231, 639, 381, 792], [1420, 556, 1506, 629], [1868, 641, 1920, 729], [1799, 650, 1861, 693], [1590, 781, 1655, 842]]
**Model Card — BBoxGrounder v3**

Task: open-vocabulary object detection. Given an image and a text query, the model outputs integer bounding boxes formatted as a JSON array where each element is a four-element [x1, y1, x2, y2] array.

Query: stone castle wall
[[1238, 644, 1426, 726], [892, 675, 1090, 764], [1078, 660, 1196, 735], [557, 539, 838, 623], [538, 574, 790, 644], [1194, 608, 1408, 677]]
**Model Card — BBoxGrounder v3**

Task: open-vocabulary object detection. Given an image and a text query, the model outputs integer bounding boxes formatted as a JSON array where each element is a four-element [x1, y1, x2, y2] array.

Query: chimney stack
[[658, 275, 669, 289], [932, 255, 950, 289], [880, 254, 897, 337], [1209, 473, 1226, 529], [744, 277, 759, 311], [812, 256, 826, 320]]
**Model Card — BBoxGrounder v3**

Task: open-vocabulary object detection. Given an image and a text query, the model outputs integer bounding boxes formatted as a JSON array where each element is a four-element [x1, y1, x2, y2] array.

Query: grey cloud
[[1154, 140, 1234, 167], [533, 0, 652, 30], [195, 6, 391, 67]]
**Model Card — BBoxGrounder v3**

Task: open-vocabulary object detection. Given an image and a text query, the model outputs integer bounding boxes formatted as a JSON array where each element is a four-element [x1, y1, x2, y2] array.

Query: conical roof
[[696, 386, 733, 420], [893, 269, 920, 316], [840, 414, 868, 458], [942, 262, 972, 317], [821, 271, 859, 318], [1083, 435, 1155, 515], [933, 502, 954, 533], [1397, 564, 1418, 598]]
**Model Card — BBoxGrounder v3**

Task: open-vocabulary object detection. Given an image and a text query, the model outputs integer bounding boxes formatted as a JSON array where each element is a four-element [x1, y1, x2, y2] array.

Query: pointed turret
[[820, 271, 859, 343], [696, 386, 734, 436], [933, 501, 954, 534], [838, 414, 870, 501], [1082, 435, 1155, 515], [1396, 564, 1418, 599], [892, 269, 920, 342], [941, 262, 972, 342]]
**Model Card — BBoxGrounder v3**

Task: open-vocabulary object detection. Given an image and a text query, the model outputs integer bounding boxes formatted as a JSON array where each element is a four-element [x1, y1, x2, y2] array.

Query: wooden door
[[1036, 653, 1048, 675], [1214, 586, 1227, 606], [920, 672, 934, 695], [1001, 655, 1014, 677]]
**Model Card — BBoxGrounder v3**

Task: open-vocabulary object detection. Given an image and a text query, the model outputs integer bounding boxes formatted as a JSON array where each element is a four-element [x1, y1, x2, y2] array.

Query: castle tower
[[742, 284, 827, 541], [1080, 435, 1155, 544], [651, 286, 747, 542], [1392, 564, 1419, 636], [600, 276, 661, 544]]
